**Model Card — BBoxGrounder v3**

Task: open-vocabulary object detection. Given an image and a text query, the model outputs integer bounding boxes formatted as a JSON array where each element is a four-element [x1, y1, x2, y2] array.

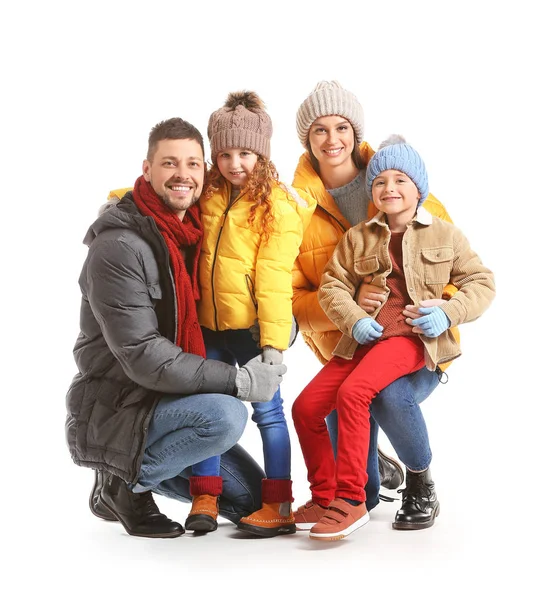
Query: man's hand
[[357, 276, 387, 314], [403, 299, 446, 334], [262, 346, 283, 365], [235, 355, 287, 403]]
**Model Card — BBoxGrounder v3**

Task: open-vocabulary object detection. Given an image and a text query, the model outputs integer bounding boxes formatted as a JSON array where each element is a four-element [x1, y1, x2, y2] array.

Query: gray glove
[[249, 317, 299, 348], [262, 346, 283, 365], [235, 355, 287, 403]]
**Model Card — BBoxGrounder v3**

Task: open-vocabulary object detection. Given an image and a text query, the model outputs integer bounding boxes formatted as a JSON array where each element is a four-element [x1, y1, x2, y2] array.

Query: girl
[[184, 91, 315, 537]]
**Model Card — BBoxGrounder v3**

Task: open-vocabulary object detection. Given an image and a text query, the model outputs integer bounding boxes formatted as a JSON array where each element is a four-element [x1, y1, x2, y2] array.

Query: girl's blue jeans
[[191, 327, 291, 481]]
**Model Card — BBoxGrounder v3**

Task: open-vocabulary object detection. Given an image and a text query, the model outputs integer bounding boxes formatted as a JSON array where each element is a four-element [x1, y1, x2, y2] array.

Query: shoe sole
[[97, 498, 184, 538], [237, 522, 296, 537], [295, 522, 317, 531], [392, 503, 440, 530], [309, 512, 370, 541], [378, 448, 405, 489], [185, 515, 218, 533]]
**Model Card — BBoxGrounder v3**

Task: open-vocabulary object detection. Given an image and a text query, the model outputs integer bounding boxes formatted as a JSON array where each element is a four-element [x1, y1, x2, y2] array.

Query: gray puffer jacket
[[65, 194, 237, 483]]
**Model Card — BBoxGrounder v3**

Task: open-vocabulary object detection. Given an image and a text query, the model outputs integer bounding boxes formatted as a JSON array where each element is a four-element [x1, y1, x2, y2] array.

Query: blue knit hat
[[366, 134, 429, 204]]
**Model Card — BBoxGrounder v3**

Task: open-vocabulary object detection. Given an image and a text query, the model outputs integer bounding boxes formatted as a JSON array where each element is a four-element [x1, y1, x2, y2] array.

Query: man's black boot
[[89, 470, 118, 521], [378, 447, 404, 489], [97, 473, 184, 538], [392, 468, 440, 530]]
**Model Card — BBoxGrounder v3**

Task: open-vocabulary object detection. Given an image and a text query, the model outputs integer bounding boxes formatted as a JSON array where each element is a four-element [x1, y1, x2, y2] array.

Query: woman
[[291, 81, 457, 530]]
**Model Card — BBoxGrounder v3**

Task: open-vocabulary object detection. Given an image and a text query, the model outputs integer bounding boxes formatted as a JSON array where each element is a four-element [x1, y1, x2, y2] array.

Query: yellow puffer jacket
[[291, 142, 458, 366], [199, 179, 315, 350]]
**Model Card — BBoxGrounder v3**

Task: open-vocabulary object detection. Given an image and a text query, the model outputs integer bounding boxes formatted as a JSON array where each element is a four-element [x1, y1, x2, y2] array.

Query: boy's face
[[142, 138, 205, 219], [372, 169, 420, 220]]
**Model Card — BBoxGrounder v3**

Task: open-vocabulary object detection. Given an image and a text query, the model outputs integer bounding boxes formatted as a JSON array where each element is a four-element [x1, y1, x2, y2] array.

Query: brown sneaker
[[184, 494, 219, 533], [293, 500, 327, 531], [237, 502, 296, 537], [309, 498, 370, 541]]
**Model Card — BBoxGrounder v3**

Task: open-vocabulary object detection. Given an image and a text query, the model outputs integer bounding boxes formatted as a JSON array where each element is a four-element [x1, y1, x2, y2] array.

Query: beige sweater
[[318, 207, 496, 370]]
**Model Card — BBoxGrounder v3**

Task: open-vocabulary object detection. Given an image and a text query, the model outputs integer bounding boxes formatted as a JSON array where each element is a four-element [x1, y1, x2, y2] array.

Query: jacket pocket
[[353, 255, 379, 277], [147, 282, 162, 300], [422, 247, 453, 284], [245, 274, 258, 311]]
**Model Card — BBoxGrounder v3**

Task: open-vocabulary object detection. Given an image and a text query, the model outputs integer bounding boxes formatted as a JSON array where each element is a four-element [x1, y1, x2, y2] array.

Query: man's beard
[[161, 191, 200, 214]]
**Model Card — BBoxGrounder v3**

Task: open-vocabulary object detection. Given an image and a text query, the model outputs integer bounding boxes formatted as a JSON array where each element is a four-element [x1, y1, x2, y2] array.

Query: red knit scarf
[[133, 176, 206, 358]]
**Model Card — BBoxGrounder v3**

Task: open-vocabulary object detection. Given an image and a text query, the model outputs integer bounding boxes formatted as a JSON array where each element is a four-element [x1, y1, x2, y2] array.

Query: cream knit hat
[[296, 81, 364, 148]]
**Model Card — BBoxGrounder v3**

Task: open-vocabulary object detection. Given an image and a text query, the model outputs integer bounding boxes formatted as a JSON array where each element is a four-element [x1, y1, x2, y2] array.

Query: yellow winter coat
[[199, 179, 315, 350], [291, 142, 458, 366]]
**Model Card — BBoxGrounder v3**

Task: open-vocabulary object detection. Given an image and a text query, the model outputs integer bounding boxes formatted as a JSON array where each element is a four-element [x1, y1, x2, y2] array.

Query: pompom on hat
[[208, 91, 272, 161], [296, 80, 364, 148], [366, 134, 429, 204]]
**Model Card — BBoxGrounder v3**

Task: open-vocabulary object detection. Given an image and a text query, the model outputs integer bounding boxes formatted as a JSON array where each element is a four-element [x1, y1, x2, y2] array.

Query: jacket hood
[[83, 193, 145, 247]]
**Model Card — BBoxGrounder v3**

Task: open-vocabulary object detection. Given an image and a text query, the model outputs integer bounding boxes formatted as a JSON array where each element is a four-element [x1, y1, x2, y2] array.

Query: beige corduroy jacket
[[318, 206, 496, 370]]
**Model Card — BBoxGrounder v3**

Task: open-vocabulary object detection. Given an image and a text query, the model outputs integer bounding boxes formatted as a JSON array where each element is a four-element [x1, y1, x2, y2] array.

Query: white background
[[2, 1, 549, 598]]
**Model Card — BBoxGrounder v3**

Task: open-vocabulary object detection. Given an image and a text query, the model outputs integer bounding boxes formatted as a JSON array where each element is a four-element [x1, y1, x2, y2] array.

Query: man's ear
[[143, 159, 151, 181]]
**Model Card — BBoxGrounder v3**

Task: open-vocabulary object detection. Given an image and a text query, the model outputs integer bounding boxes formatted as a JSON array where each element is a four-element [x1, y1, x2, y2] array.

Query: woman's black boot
[[392, 468, 440, 530]]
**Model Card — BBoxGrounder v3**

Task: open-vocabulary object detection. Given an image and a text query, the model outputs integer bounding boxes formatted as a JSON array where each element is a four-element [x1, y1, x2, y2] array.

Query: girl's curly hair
[[204, 156, 279, 241]]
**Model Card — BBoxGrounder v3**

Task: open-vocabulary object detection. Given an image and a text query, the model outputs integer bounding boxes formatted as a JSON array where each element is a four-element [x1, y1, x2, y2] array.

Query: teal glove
[[411, 306, 451, 338], [352, 318, 384, 344]]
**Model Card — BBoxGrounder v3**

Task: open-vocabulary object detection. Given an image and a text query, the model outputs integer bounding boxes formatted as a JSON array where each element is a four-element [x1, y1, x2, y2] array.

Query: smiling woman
[[289, 80, 459, 533]]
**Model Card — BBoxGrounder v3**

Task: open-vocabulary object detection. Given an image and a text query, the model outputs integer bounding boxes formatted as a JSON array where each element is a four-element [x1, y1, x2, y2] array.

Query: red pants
[[292, 336, 425, 505]]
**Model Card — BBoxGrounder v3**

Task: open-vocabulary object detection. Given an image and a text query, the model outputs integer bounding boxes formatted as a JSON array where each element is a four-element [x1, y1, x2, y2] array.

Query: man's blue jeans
[[133, 393, 265, 523], [326, 366, 440, 510], [192, 328, 291, 480]]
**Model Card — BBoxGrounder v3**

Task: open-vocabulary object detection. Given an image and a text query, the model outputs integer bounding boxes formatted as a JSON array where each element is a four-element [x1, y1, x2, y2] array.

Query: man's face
[[143, 138, 205, 219]]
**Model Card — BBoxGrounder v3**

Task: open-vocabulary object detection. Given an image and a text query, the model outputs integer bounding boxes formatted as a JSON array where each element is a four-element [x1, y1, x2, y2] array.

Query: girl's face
[[216, 148, 258, 189], [372, 169, 420, 221], [308, 115, 356, 169]]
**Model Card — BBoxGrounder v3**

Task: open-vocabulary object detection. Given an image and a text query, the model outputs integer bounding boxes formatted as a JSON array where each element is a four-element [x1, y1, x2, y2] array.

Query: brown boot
[[237, 479, 296, 537], [185, 476, 223, 533]]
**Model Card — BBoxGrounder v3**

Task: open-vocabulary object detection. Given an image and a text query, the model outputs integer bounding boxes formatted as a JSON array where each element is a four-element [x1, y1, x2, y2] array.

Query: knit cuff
[[235, 368, 251, 401], [261, 478, 294, 503], [189, 476, 224, 497]]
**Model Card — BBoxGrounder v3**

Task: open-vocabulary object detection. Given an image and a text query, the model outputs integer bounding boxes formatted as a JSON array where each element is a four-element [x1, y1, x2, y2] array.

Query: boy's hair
[[147, 118, 205, 161], [204, 156, 279, 240]]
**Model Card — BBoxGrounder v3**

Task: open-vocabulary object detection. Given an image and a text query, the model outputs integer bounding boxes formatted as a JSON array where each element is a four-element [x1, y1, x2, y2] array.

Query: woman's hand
[[403, 299, 447, 334], [357, 276, 387, 314]]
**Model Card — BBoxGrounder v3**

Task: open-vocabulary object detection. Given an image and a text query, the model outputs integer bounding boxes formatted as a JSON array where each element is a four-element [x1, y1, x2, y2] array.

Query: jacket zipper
[[317, 204, 347, 233], [210, 190, 244, 330]]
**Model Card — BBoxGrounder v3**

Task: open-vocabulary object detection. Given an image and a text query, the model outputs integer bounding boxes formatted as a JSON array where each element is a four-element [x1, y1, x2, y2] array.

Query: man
[[66, 118, 286, 538]]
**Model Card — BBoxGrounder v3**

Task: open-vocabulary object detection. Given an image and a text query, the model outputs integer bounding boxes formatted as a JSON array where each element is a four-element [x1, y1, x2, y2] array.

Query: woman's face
[[308, 115, 356, 169]]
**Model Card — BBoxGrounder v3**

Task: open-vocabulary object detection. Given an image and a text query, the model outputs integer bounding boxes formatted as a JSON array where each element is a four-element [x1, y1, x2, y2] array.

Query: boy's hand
[[411, 306, 451, 338], [404, 299, 447, 333], [352, 317, 384, 344]]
